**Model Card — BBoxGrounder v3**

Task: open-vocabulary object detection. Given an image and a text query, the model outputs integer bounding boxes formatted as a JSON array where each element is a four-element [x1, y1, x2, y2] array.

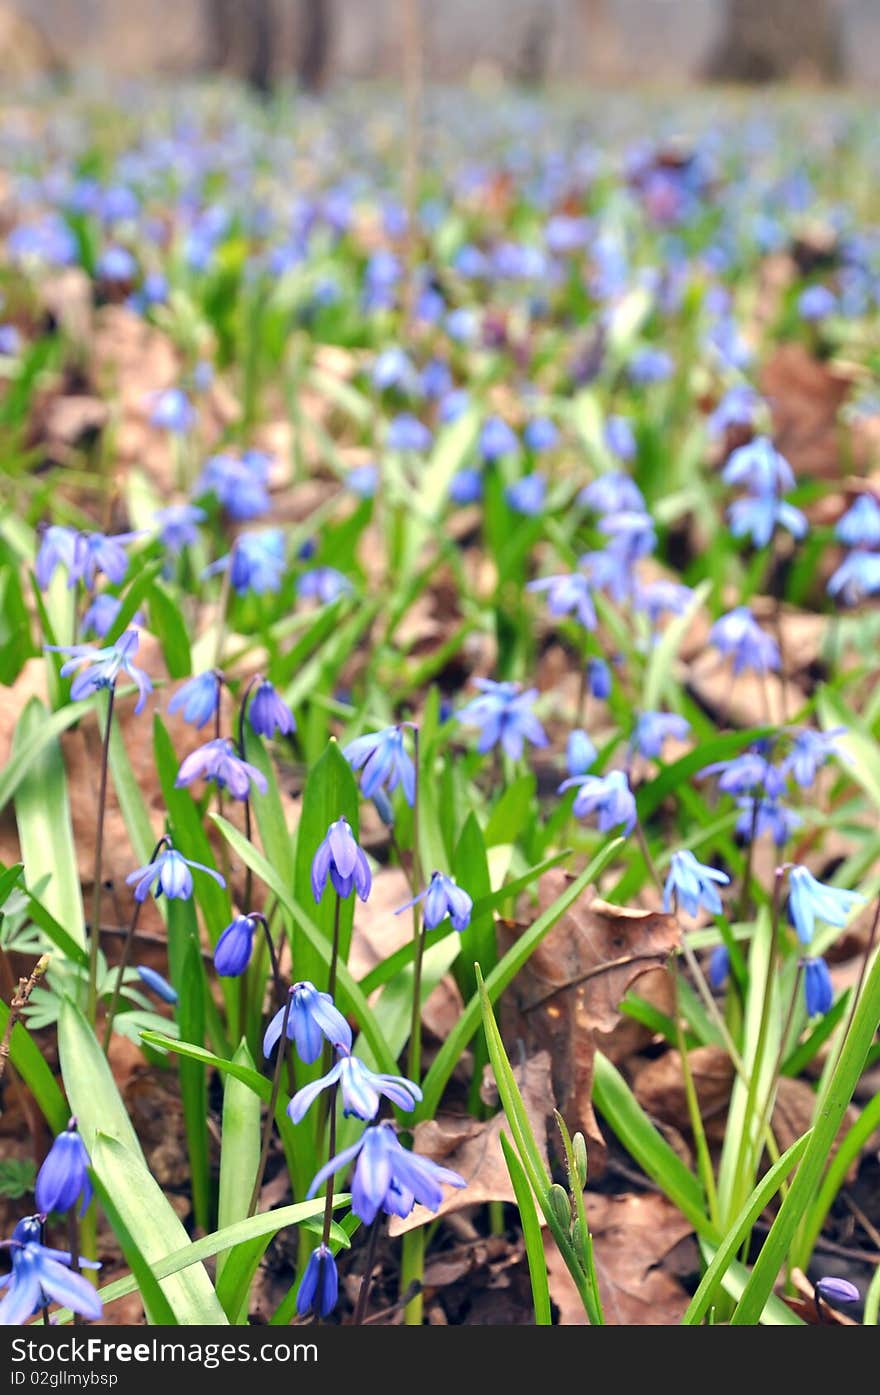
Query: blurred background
[[0, 0, 878, 90]]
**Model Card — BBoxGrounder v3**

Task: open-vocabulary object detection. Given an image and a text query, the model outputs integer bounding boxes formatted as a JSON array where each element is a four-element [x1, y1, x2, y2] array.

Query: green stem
[[247, 988, 292, 1218], [400, 1226, 424, 1326], [87, 685, 115, 1026]]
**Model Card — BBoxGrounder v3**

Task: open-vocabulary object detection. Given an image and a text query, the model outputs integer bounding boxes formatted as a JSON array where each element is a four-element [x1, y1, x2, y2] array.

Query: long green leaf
[[13, 699, 84, 947], [89, 1138, 180, 1325], [0, 694, 98, 812], [216, 1040, 263, 1323], [500, 1132, 551, 1325]]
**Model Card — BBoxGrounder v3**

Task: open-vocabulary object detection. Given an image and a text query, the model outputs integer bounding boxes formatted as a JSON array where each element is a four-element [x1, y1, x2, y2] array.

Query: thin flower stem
[[635, 817, 663, 894], [102, 835, 170, 1053], [250, 912, 285, 1009], [320, 1086, 338, 1247], [353, 1220, 382, 1327], [248, 989, 293, 1218], [673, 968, 720, 1228], [87, 685, 115, 1025], [328, 893, 342, 1003]]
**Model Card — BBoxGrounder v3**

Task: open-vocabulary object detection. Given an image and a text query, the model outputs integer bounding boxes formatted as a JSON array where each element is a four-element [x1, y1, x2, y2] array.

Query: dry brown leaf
[[761, 343, 853, 482], [633, 1045, 735, 1144]]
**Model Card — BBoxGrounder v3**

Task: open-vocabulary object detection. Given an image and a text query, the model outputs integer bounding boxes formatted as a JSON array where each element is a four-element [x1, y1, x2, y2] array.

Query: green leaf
[[148, 583, 192, 678], [106, 559, 164, 645], [13, 699, 85, 947], [643, 580, 710, 712], [168, 907, 211, 1232], [0, 997, 67, 1132], [500, 1133, 551, 1325], [89, 1139, 180, 1325], [216, 1040, 263, 1323], [484, 774, 536, 847], [0, 697, 101, 814], [636, 727, 775, 821]]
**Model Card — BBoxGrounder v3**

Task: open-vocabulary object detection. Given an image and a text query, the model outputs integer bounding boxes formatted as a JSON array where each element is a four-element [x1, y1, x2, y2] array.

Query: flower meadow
[[0, 80, 879, 1330]]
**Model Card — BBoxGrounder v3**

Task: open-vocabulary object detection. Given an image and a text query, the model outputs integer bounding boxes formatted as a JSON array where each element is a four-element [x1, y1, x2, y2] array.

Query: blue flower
[[136, 966, 178, 1003], [395, 871, 473, 933], [480, 416, 519, 460], [803, 957, 833, 1016], [559, 770, 636, 834], [798, 285, 836, 321], [344, 726, 415, 805], [814, 1276, 859, 1307], [148, 387, 195, 434], [722, 436, 795, 494], [708, 384, 762, 438], [632, 711, 690, 759], [35, 525, 78, 590], [297, 567, 353, 605], [457, 679, 548, 760], [827, 550, 880, 604], [306, 1122, 466, 1226], [35, 1121, 91, 1218], [700, 751, 784, 796], [664, 851, 730, 917], [598, 511, 656, 558], [439, 387, 470, 422], [627, 346, 673, 384], [735, 797, 801, 846], [263, 981, 352, 1063], [311, 817, 372, 903], [196, 452, 270, 520], [0, 1216, 102, 1325], [249, 680, 295, 738], [208, 530, 285, 595], [296, 1245, 338, 1319], [835, 495, 880, 548], [788, 866, 863, 946], [154, 504, 205, 555], [566, 729, 596, 776], [708, 944, 730, 989], [47, 630, 152, 713], [387, 414, 432, 452], [636, 579, 694, 626], [126, 844, 225, 902], [97, 245, 137, 282], [727, 495, 807, 548], [709, 607, 780, 675], [449, 468, 483, 504], [783, 727, 845, 788], [604, 415, 636, 461], [506, 473, 546, 516], [587, 657, 612, 700], [372, 346, 418, 394], [527, 572, 596, 629], [70, 531, 141, 590], [0, 324, 21, 357], [213, 916, 257, 977], [175, 738, 268, 801], [524, 417, 558, 451], [578, 472, 645, 516], [346, 464, 378, 498], [168, 672, 220, 729], [81, 594, 143, 640], [287, 1048, 421, 1123]]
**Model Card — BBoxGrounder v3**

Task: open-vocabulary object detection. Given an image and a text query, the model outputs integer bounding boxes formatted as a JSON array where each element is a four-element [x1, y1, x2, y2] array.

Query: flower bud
[[548, 1183, 572, 1231], [572, 1132, 588, 1189]]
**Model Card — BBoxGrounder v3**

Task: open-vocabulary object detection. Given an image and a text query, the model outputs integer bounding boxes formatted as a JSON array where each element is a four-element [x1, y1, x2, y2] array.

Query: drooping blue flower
[[81, 594, 143, 640], [263, 981, 352, 1063], [579, 546, 634, 604], [154, 503, 205, 555], [636, 579, 694, 626], [343, 726, 415, 805], [598, 510, 656, 558], [699, 751, 783, 796], [35, 1121, 91, 1218], [439, 387, 471, 422], [527, 571, 596, 629], [788, 866, 864, 946], [559, 770, 636, 834], [722, 436, 795, 494], [449, 468, 483, 504], [125, 844, 225, 903], [196, 453, 270, 520], [213, 916, 258, 977], [578, 472, 646, 516], [632, 711, 690, 759], [0, 1216, 102, 1326], [136, 966, 178, 1003], [587, 657, 612, 700], [803, 957, 833, 1016], [297, 567, 354, 605], [226, 530, 286, 595], [827, 550, 880, 604], [604, 415, 636, 461], [480, 416, 519, 460], [69, 531, 142, 590], [387, 414, 432, 452], [727, 494, 808, 548], [708, 943, 730, 989], [708, 384, 762, 438], [248, 680, 295, 738], [735, 797, 802, 846], [47, 630, 152, 713], [709, 607, 780, 674], [296, 1245, 338, 1319], [287, 1048, 421, 1124], [664, 851, 730, 918], [506, 473, 547, 516], [35, 525, 78, 590], [311, 817, 372, 903], [168, 672, 220, 729], [306, 1122, 466, 1226], [782, 727, 845, 788], [798, 285, 836, 321], [457, 679, 548, 760], [395, 871, 473, 933], [835, 495, 880, 548], [97, 245, 137, 282], [346, 464, 378, 498], [0, 324, 21, 357], [627, 346, 673, 384], [524, 416, 559, 451], [814, 1276, 859, 1307], [175, 738, 268, 801], [566, 729, 596, 776], [148, 387, 195, 434]]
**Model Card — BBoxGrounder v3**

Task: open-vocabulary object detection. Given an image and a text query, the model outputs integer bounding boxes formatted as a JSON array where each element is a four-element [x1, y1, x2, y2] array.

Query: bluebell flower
[[297, 567, 353, 604], [287, 1048, 421, 1123], [225, 530, 285, 595], [699, 751, 783, 796], [735, 797, 801, 846], [306, 1122, 466, 1226], [632, 711, 690, 759], [175, 738, 268, 801], [81, 594, 143, 640], [35, 525, 78, 590], [636, 579, 694, 626], [154, 504, 205, 555], [727, 495, 808, 548], [604, 415, 636, 461], [708, 943, 730, 989], [579, 547, 636, 604], [664, 850, 730, 917], [480, 417, 519, 460], [559, 770, 636, 834], [709, 607, 780, 674], [420, 359, 452, 399], [798, 285, 836, 321], [598, 511, 656, 558], [0, 1216, 102, 1325], [387, 414, 432, 452], [835, 495, 880, 548], [213, 916, 257, 977], [168, 672, 220, 729], [457, 679, 548, 760], [196, 453, 270, 520], [263, 981, 352, 1063], [125, 844, 225, 902], [587, 657, 612, 700], [783, 727, 845, 788], [97, 245, 137, 282], [827, 550, 880, 604], [506, 473, 546, 516], [372, 346, 418, 394], [722, 436, 795, 494], [708, 384, 762, 438], [788, 866, 863, 946], [439, 388, 470, 423], [524, 417, 558, 451], [628, 346, 673, 384], [35, 1121, 91, 1217], [395, 871, 473, 933], [148, 388, 195, 433], [47, 630, 152, 713], [136, 966, 178, 1003], [343, 726, 415, 805], [803, 957, 833, 1016], [249, 680, 295, 738], [346, 464, 378, 498], [311, 817, 372, 903], [0, 325, 21, 357], [296, 1245, 338, 1319], [449, 468, 483, 504], [70, 531, 141, 590], [566, 729, 596, 776], [814, 1276, 859, 1307], [577, 472, 645, 516], [527, 571, 596, 629]]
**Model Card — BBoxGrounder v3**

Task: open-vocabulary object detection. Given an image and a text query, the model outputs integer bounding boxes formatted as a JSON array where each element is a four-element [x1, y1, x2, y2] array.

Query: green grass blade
[[500, 1132, 552, 1325]]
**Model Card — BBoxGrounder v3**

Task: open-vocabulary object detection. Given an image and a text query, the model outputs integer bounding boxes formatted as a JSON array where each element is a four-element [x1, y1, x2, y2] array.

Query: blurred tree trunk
[[247, 0, 275, 92], [297, 0, 331, 92], [204, 0, 236, 70], [577, 0, 622, 79], [707, 0, 844, 82]]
